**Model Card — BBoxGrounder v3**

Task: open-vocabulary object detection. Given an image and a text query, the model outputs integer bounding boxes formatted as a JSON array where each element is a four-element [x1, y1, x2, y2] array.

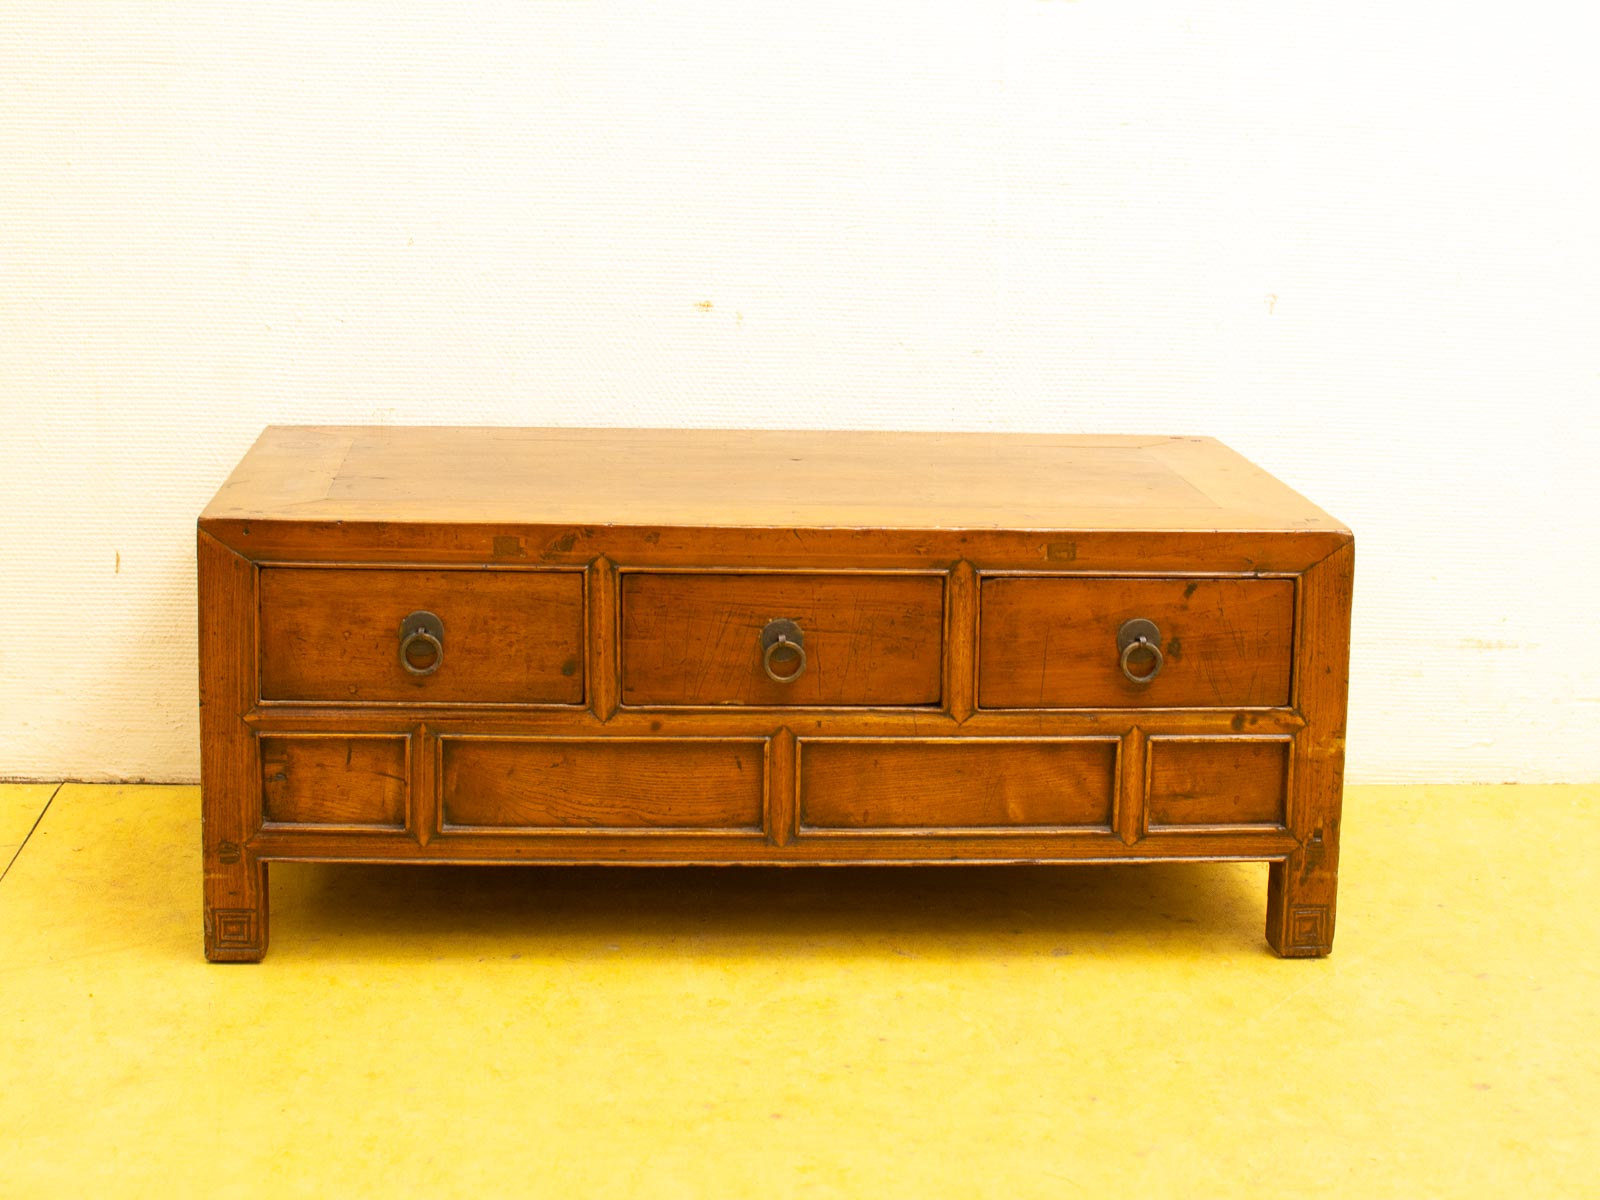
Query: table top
[[202, 426, 1346, 533]]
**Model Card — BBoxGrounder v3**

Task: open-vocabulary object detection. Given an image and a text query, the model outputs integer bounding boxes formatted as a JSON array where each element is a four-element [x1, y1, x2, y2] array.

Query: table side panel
[[201, 519, 1347, 576]]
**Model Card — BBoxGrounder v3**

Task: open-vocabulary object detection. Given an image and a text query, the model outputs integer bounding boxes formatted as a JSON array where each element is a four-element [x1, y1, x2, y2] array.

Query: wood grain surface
[[198, 530, 269, 961], [259, 567, 585, 705], [1268, 540, 1355, 956], [1145, 737, 1289, 830], [978, 576, 1295, 709], [620, 573, 944, 707], [199, 427, 1354, 959], [800, 738, 1117, 830], [440, 738, 766, 830], [260, 735, 408, 828], [203, 427, 1349, 533]]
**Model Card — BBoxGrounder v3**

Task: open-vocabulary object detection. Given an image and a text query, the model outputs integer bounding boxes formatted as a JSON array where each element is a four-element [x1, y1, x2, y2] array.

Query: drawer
[[799, 738, 1117, 831], [261, 734, 409, 829], [620, 573, 944, 707], [1145, 737, 1290, 831], [978, 577, 1294, 708], [440, 738, 766, 831], [259, 568, 585, 704]]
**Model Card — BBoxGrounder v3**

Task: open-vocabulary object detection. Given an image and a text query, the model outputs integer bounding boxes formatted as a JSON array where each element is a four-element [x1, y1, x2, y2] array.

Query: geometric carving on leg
[[212, 909, 258, 947], [205, 904, 267, 962], [1287, 906, 1332, 955], [1266, 856, 1336, 958], [206, 904, 267, 962], [203, 859, 270, 963], [199, 528, 270, 962]]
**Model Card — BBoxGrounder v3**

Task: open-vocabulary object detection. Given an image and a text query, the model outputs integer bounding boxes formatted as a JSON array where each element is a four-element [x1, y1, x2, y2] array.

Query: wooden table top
[[203, 426, 1346, 533]]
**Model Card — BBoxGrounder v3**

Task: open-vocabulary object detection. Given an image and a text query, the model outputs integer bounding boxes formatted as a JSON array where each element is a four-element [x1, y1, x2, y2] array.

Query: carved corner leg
[[1266, 839, 1336, 958], [199, 530, 266, 962], [1270, 539, 1352, 959], [205, 851, 269, 962]]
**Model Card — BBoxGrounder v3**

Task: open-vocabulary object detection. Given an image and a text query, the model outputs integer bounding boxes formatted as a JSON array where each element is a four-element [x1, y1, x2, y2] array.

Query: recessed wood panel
[[800, 739, 1117, 830], [1146, 738, 1290, 829], [261, 735, 408, 828], [979, 576, 1294, 709], [620, 573, 944, 707], [441, 738, 766, 830], [259, 568, 584, 704]]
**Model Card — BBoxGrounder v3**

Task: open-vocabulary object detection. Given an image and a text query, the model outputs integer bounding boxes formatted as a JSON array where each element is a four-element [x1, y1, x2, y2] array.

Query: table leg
[[205, 851, 269, 962], [1266, 840, 1336, 957]]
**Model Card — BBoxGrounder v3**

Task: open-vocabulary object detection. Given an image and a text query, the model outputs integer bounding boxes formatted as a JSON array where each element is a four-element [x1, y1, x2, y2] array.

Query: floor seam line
[[0, 782, 64, 887]]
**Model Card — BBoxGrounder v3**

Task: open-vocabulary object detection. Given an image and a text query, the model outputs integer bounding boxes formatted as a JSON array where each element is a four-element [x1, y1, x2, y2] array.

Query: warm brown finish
[[799, 739, 1117, 831], [620, 573, 944, 707], [978, 577, 1294, 709], [440, 738, 766, 831], [1266, 540, 1354, 957], [199, 426, 1353, 961], [203, 427, 1347, 533], [1145, 737, 1289, 831], [199, 530, 267, 962], [259, 567, 584, 705], [260, 735, 409, 829]]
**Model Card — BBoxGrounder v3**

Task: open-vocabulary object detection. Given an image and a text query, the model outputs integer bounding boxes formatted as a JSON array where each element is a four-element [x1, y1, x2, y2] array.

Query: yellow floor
[[0, 782, 58, 873], [0, 784, 1594, 1197]]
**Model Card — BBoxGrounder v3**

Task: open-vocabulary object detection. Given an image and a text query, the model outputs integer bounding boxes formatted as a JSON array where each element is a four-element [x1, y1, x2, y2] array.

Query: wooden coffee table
[[198, 427, 1353, 960]]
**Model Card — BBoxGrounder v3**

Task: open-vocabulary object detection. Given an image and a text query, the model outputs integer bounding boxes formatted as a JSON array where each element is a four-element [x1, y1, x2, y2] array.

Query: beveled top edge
[[200, 425, 1350, 535]]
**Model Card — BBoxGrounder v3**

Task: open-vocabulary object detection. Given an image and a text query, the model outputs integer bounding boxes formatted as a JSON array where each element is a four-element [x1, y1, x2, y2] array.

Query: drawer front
[[1145, 737, 1290, 831], [259, 568, 585, 704], [261, 734, 409, 829], [978, 577, 1294, 709], [799, 738, 1117, 831], [440, 738, 766, 831], [620, 573, 944, 707]]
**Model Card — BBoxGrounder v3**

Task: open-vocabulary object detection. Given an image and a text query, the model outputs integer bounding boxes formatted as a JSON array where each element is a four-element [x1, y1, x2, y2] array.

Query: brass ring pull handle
[[1117, 618, 1163, 685], [399, 610, 445, 676], [759, 618, 807, 684]]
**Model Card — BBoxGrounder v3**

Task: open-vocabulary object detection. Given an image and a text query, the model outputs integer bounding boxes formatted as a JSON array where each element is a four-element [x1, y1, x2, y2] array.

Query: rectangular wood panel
[[260, 568, 585, 704], [261, 735, 408, 828], [1146, 737, 1290, 830], [204, 427, 1349, 534], [620, 573, 944, 707], [800, 739, 1117, 830], [979, 576, 1294, 709], [441, 738, 766, 830]]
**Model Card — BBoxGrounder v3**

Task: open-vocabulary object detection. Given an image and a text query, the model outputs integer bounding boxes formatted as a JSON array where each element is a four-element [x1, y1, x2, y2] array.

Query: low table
[[198, 427, 1353, 961]]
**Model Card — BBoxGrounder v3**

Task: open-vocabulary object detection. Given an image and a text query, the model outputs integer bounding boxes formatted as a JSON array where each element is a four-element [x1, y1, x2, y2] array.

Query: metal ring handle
[[762, 635, 807, 684], [1119, 636, 1163, 684], [1116, 618, 1163, 685], [400, 629, 443, 676], [759, 618, 807, 684], [398, 610, 444, 677]]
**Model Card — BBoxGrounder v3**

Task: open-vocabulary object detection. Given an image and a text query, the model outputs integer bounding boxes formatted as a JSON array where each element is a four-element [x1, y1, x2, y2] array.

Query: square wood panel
[[1145, 737, 1290, 831]]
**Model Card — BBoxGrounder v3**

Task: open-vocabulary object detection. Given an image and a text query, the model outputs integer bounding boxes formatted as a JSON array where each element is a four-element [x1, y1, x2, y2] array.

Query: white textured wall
[[2, 2, 1597, 783]]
